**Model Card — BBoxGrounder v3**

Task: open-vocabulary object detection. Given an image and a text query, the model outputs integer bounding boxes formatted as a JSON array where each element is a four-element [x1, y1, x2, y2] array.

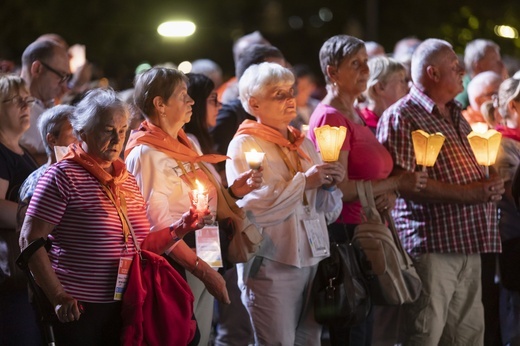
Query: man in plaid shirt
[[377, 38, 505, 345]]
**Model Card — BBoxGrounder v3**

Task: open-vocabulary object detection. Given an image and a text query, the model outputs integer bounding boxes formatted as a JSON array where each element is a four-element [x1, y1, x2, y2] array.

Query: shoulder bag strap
[[381, 211, 414, 269], [358, 181, 382, 223]]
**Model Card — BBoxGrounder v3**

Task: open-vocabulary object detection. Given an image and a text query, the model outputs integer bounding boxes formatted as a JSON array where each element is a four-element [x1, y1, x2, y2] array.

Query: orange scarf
[[235, 119, 311, 161], [62, 143, 129, 196], [124, 121, 227, 164]]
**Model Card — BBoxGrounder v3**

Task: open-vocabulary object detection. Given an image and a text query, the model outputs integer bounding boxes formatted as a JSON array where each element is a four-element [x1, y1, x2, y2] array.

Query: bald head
[[467, 71, 502, 110]]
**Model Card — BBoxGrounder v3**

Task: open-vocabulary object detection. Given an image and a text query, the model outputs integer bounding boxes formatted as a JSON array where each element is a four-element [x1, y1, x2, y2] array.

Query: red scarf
[[496, 124, 520, 142], [234, 119, 311, 161], [62, 143, 129, 197], [125, 121, 227, 164]]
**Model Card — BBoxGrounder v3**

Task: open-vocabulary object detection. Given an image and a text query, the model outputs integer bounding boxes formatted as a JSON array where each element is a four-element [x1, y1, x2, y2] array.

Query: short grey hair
[[319, 35, 365, 84], [411, 38, 453, 85], [464, 39, 500, 76], [467, 71, 502, 109], [366, 56, 406, 102], [70, 88, 128, 139], [38, 104, 75, 156], [239, 62, 295, 114]]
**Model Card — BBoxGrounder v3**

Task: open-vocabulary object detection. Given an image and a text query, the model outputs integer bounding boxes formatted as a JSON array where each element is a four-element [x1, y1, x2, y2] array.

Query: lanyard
[[175, 160, 198, 190], [100, 184, 130, 244], [274, 145, 309, 206]]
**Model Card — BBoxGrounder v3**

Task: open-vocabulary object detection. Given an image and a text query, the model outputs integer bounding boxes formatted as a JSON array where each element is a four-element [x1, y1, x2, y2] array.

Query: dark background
[[2, 0, 519, 89]]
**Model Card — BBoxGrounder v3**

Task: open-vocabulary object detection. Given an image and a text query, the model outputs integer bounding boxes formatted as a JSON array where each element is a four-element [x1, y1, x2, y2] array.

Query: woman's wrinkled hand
[[397, 171, 429, 193], [54, 291, 82, 323], [305, 162, 345, 190], [375, 192, 396, 213], [194, 259, 230, 304], [175, 207, 212, 238], [229, 168, 263, 198]]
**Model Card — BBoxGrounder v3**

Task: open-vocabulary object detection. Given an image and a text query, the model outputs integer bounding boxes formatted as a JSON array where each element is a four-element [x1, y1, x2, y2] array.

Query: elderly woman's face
[[0, 88, 33, 135], [163, 81, 194, 128], [332, 47, 369, 97], [251, 82, 296, 127], [82, 110, 128, 166]]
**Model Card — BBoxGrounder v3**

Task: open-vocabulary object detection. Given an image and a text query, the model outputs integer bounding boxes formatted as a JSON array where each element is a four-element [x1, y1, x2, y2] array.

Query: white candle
[[193, 180, 208, 211], [245, 149, 265, 170]]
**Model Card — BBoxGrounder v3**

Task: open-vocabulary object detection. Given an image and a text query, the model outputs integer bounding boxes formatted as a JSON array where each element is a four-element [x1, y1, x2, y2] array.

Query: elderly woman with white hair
[[225, 62, 345, 345], [19, 88, 205, 345], [360, 56, 408, 133]]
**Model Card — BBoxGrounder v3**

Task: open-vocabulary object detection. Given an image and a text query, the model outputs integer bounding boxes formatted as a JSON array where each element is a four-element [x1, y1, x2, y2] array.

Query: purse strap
[[381, 210, 414, 269], [197, 161, 244, 219], [355, 181, 382, 224]]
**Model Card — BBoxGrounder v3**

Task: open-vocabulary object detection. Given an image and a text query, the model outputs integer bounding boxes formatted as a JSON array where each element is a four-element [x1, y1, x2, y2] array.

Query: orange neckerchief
[[63, 143, 132, 242], [124, 120, 227, 164], [235, 119, 311, 161], [63, 143, 129, 195]]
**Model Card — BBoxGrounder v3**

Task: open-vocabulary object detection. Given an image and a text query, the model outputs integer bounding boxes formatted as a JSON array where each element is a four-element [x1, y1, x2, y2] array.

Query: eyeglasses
[[207, 96, 222, 107], [2, 95, 36, 109], [39, 61, 72, 84]]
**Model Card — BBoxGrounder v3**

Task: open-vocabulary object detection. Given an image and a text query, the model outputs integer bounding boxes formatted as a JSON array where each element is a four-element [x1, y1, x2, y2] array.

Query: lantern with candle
[[245, 149, 265, 170], [192, 179, 208, 212], [411, 130, 446, 172], [467, 129, 502, 178], [313, 125, 347, 162]]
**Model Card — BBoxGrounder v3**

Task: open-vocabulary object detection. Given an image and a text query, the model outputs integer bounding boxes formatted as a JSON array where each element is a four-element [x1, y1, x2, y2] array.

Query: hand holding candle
[[245, 149, 265, 170]]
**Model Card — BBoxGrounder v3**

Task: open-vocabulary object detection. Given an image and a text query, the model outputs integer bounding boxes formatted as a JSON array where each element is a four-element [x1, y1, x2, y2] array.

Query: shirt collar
[[409, 85, 462, 120]]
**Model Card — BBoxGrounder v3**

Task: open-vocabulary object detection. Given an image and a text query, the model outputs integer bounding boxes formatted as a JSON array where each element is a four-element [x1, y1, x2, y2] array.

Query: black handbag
[[312, 230, 371, 327]]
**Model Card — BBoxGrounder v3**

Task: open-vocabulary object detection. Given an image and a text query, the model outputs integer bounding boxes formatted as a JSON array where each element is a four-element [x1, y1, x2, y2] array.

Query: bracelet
[[321, 185, 337, 192], [169, 224, 181, 242], [190, 257, 200, 274], [227, 186, 242, 200]]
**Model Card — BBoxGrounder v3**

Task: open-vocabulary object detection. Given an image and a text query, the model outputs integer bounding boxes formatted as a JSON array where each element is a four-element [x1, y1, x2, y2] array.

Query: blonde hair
[[0, 73, 28, 104], [366, 56, 406, 102], [481, 77, 520, 126]]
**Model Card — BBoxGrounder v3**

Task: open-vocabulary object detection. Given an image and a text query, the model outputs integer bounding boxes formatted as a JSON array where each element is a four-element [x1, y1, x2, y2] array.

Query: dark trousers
[[53, 301, 122, 346], [481, 253, 502, 346]]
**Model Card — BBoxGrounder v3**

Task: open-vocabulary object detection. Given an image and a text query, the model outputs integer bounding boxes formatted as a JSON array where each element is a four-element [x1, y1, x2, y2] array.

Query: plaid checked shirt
[[376, 85, 500, 254]]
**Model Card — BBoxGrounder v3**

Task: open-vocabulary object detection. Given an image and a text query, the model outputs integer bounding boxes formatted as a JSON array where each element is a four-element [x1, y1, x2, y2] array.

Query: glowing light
[[178, 61, 192, 73], [319, 8, 333, 22], [494, 25, 518, 39], [157, 21, 196, 37]]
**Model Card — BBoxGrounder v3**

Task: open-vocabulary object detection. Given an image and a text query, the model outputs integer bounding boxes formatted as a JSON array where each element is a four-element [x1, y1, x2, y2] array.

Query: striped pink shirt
[[27, 160, 150, 303]]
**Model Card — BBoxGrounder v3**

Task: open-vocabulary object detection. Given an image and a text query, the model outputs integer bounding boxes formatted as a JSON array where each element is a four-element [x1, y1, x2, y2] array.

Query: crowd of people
[[1, 30, 520, 346]]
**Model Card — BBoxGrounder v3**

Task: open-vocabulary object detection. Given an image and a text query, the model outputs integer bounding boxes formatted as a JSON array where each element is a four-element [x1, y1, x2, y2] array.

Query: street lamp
[[157, 21, 196, 37]]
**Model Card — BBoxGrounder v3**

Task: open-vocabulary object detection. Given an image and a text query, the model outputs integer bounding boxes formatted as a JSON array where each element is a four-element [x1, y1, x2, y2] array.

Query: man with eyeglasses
[[20, 38, 71, 166]]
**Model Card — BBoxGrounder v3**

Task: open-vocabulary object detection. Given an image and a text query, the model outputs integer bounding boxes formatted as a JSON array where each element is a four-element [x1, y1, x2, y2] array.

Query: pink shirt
[[27, 160, 150, 302], [309, 103, 393, 224]]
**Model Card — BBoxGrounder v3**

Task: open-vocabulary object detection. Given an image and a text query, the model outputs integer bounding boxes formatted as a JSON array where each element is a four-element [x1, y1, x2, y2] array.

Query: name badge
[[114, 257, 133, 300], [303, 219, 329, 257], [196, 224, 223, 268]]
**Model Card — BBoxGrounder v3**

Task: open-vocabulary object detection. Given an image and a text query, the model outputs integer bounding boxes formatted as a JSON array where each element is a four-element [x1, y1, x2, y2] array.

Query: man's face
[[35, 47, 71, 102], [436, 49, 465, 98], [476, 47, 504, 76]]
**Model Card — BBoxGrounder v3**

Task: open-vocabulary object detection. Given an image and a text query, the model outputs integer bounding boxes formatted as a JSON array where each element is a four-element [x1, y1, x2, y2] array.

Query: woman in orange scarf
[[125, 67, 262, 346], [226, 62, 346, 345], [19, 88, 204, 344]]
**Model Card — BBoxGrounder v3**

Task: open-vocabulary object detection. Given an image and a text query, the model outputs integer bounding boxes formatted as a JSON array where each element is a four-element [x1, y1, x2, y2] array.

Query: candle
[[245, 149, 265, 170], [193, 180, 208, 211]]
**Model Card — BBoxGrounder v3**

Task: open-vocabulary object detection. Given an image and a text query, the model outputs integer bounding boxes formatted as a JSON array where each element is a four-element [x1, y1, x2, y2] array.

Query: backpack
[[352, 181, 422, 305]]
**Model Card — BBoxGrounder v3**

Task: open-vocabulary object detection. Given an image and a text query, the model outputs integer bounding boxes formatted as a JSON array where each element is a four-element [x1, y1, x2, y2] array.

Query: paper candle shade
[[411, 130, 446, 167], [467, 130, 502, 166], [313, 125, 347, 162], [245, 149, 265, 170]]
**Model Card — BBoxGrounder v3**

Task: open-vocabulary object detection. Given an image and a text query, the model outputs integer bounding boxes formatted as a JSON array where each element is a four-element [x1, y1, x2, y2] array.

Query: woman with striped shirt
[[19, 88, 207, 345]]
